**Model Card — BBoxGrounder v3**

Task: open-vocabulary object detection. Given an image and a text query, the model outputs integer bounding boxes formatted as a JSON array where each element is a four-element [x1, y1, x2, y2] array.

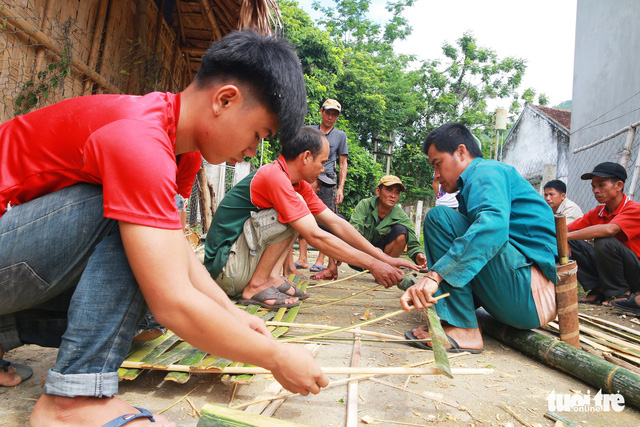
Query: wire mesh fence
[[0, 0, 189, 122]]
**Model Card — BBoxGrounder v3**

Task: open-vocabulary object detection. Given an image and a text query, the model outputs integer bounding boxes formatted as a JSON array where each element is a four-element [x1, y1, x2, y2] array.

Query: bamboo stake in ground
[[346, 330, 362, 427]]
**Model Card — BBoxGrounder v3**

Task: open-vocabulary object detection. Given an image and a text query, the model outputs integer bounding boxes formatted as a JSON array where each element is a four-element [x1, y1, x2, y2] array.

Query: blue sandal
[[0, 359, 33, 386], [102, 407, 156, 427], [309, 264, 324, 272]]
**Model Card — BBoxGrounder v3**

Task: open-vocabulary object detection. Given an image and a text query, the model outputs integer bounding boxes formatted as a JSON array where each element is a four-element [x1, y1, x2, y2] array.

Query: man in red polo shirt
[[568, 162, 640, 307], [0, 31, 328, 426]]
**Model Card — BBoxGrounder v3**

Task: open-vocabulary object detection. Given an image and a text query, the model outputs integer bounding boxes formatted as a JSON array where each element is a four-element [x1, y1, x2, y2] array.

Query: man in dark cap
[[568, 162, 640, 307]]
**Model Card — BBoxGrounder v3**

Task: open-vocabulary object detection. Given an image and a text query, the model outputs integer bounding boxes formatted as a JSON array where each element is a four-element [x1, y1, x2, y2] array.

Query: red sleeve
[[294, 179, 327, 215], [611, 201, 640, 240], [82, 119, 182, 229], [176, 152, 201, 199], [567, 208, 597, 231], [250, 165, 312, 223]]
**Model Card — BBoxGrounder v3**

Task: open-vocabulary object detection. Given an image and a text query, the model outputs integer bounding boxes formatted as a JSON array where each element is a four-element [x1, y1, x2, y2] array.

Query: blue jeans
[[0, 184, 147, 397], [423, 206, 540, 330]]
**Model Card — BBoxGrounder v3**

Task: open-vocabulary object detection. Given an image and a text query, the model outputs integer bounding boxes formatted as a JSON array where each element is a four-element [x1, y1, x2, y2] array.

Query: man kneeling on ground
[[204, 127, 418, 308], [349, 175, 427, 271], [400, 123, 558, 353]]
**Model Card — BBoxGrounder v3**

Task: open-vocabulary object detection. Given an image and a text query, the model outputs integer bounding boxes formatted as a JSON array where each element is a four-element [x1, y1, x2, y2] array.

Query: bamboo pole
[[478, 311, 640, 409], [554, 214, 580, 348]]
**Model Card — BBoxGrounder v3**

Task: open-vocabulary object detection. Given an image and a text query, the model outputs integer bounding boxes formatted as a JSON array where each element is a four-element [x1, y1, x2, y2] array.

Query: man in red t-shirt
[[204, 127, 418, 308], [568, 162, 640, 307], [0, 31, 329, 425]]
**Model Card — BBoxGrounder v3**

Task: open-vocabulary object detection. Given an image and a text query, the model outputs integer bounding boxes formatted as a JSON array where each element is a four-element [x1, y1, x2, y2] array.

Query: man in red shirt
[[0, 31, 328, 426], [204, 127, 417, 308], [568, 162, 640, 306]]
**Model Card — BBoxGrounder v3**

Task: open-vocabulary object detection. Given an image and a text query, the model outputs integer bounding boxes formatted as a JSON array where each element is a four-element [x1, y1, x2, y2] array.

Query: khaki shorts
[[215, 208, 295, 297]]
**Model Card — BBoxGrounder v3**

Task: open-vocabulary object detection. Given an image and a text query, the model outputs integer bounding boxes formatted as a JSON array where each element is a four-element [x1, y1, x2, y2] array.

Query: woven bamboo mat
[[118, 277, 308, 384]]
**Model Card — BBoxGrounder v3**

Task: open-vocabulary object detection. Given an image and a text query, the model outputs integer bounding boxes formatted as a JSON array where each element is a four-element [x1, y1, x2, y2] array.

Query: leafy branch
[[13, 18, 73, 116]]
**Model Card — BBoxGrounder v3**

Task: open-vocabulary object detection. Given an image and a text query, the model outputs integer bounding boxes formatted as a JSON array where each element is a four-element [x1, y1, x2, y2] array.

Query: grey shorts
[[215, 208, 295, 297]]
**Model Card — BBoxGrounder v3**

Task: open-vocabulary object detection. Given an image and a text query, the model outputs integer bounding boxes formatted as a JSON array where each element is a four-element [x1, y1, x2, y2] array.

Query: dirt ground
[[2, 249, 640, 426]]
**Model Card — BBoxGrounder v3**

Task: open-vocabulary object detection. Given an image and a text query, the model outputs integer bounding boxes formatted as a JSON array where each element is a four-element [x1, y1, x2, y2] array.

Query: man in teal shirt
[[401, 123, 558, 353], [349, 175, 427, 268]]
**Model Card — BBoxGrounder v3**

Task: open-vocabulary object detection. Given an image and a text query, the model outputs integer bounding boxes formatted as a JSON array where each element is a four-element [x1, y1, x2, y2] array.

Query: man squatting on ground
[[295, 99, 348, 278], [543, 179, 583, 224], [0, 31, 330, 426], [204, 127, 418, 308], [349, 175, 427, 270], [401, 123, 558, 353], [567, 162, 640, 310]]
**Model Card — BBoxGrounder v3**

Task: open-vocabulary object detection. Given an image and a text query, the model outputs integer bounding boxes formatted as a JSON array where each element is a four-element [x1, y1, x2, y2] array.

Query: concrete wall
[[569, 0, 640, 211], [502, 105, 568, 190]]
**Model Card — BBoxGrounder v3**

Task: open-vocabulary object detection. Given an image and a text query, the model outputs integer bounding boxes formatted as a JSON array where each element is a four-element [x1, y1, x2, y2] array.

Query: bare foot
[[0, 369, 23, 387], [412, 324, 483, 351], [294, 259, 309, 269], [30, 394, 174, 426]]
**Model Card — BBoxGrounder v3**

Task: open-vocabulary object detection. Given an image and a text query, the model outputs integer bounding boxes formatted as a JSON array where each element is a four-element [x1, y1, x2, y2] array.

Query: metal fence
[[0, 0, 188, 122]]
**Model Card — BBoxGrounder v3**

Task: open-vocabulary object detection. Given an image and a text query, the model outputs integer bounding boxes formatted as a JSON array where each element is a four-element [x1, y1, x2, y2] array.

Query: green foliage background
[[252, 0, 555, 219]]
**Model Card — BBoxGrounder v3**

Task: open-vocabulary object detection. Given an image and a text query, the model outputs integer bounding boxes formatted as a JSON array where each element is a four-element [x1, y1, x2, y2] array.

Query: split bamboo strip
[[230, 353, 469, 411], [266, 321, 403, 340], [119, 333, 180, 380], [284, 294, 449, 343], [579, 316, 640, 345], [346, 330, 362, 427], [578, 324, 640, 354], [478, 311, 640, 409], [579, 313, 640, 339], [164, 348, 207, 383], [425, 305, 453, 378], [300, 284, 384, 311], [544, 411, 580, 427], [159, 385, 200, 414], [308, 269, 370, 288], [118, 361, 492, 376], [198, 403, 307, 427]]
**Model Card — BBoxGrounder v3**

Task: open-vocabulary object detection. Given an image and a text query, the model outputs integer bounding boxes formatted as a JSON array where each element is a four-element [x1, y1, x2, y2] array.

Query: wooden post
[[554, 214, 580, 348], [414, 201, 423, 235]]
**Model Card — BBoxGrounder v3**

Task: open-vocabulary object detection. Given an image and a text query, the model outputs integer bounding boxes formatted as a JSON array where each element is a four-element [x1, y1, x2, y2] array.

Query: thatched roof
[[172, 0, 280, 78]]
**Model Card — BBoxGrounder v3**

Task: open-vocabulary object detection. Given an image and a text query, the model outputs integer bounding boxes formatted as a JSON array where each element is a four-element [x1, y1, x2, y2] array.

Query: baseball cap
[[377, 175, 405, 191], [322, 99, 341, 112], [580, 162, 627, 182], [318, 171, 336, 186]]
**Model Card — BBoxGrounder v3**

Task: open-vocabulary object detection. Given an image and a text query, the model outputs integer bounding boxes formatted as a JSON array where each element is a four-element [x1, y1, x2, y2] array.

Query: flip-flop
[[612, 296, 640, 314], [294, 262, 308, 270], [404, 329, 483, 354], [602, 294, 630, 307], [277, 282, 309, 300], [404, 329, 432, 350], [238, 286, 300, 309], [309, 264, 324, 272], [102, 407, 156, 427], [0, 359, 33, 386], [310, 268, 337, 281], [579, 289, 605, 305]]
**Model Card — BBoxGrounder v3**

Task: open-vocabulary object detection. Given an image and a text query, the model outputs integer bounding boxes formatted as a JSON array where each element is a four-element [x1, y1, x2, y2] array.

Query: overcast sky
[[294, 0, 577, 108]]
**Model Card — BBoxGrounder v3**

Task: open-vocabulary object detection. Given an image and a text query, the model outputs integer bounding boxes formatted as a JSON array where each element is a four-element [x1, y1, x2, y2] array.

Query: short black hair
[[194, 30, 307, 143], [423, 123, 483, 158], [281, 127, 326, 160], [543, 180, 567, 194]]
